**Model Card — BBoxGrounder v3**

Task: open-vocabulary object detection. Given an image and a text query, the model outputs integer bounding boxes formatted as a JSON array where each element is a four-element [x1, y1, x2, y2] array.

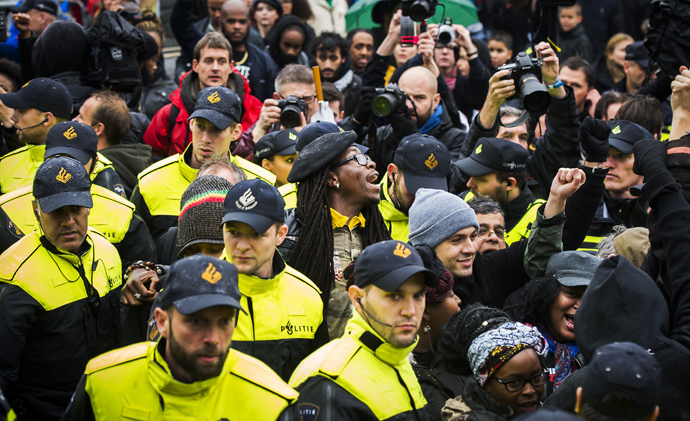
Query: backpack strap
[[167, 104, 180, 145]]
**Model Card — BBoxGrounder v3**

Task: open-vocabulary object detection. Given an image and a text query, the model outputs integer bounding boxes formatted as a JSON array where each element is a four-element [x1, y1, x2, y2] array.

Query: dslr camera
[[437, 18, 455, 45], [401, 0, 438, 22], [277, 95, 308, 128], [372, 84, 407, 117], [497, 52, 551, 115]]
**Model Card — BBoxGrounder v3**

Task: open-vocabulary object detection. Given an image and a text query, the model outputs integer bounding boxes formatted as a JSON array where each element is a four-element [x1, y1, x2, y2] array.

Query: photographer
[[341, 10, 466, 173], [452, 41, 582, 200]]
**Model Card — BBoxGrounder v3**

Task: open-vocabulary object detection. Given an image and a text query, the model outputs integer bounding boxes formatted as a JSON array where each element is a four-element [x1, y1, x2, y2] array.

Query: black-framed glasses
[[492, 370, 548, 393], [331, 153, 371, 168], [477, 227, 505, 239], [279, 93, 317, 104]]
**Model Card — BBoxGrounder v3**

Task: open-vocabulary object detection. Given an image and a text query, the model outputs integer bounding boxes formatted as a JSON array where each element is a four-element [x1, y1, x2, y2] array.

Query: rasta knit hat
[[177, 175, 234, 258], [408, 188, 479, 248]]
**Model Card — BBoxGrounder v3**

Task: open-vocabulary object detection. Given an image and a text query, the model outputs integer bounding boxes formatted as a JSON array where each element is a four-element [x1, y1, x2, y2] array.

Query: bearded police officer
[[62, 255, 299, 420], [0, 157, 123, 420], [289, 240, 436, 420]]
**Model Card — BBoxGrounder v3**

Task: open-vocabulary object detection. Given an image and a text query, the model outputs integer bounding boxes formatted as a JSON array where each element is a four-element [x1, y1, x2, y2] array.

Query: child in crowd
[[487, 30, 513, 69], [557, 2, 594, 63]]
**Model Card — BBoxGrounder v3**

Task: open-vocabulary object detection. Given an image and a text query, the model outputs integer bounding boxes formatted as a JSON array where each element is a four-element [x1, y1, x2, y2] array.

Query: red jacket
[[143, 70, 262, 158]]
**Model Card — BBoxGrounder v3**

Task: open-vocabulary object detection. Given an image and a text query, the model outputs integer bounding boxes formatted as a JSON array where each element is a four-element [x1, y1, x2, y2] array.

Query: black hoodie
[[543, 171, 690, 421], [266, 15, 312, 69]]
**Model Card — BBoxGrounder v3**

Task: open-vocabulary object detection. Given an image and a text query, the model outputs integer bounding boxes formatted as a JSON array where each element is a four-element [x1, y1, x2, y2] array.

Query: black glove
[[389, 107, 419, 141], [352, 87, 377, 126], [578, 116, 610, 162], [633, 139, 667, 179]]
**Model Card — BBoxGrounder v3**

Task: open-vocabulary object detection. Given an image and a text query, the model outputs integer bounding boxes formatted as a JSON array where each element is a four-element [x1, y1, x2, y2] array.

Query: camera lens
[[372, 93, 399, 117], [518, 73, 551, 115], [409, 0, 432, 21], [280, 104, 302, 128]]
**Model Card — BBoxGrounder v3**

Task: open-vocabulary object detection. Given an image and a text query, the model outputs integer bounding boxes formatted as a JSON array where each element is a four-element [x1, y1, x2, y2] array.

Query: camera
[[437, 17, 455, 45], [277, 95, 308, 128], [497, 52, 551, 115], [401, 0, 438, 22], [372, 84, 408, 117]]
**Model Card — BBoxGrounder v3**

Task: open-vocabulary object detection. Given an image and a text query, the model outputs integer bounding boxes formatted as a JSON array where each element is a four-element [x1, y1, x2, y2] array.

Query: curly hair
[[437, 303, 511, 376], [511, 276, 561, 328]]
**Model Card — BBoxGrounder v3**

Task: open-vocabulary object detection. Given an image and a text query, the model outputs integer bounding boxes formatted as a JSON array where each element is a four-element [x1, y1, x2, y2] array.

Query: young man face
[[398, 74, 441, 128], [466, 172, 513, 205], [33, 203, 90, 252], [193, 47, 233, 90], [560, 66, 591, 112], [222, 7, 250, 47], [604, 147, 643, 199], [223, 222, 287, 278], [434, 226, 478, 278], [11, 108, 50, 144], [349, 31, 374, 74], [316, 47, 345, 82], [497, 118, 529, 150], [351, 274, 426, 348], [387, 165, 415, 215], [189, 118, 241, 169], [156, 305, 236, 383]]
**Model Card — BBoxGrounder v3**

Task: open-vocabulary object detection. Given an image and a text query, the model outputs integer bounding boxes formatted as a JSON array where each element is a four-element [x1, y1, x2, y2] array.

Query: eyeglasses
[[477, 227, 505, 239], [331, 153, 371, 168], [279, 93, 318, 104], [492, 370, 548, 393]]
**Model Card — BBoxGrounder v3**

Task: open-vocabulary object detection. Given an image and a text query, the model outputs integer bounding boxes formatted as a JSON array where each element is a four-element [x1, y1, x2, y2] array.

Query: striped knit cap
[[177, 175, 233, 257]]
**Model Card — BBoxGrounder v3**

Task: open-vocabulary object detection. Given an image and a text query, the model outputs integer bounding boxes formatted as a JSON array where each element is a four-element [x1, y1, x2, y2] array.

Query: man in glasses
[[0, 157, 123, 420], [132, 86, 275, 240], [468, 195, 507, 254]]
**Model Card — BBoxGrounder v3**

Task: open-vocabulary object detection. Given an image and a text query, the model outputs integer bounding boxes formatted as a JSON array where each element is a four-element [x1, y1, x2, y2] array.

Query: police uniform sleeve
[[0, 208, 22, 256], [129, 184, 156, 237], [60, 374, 95, 421], [0, 284, 40, 393], [294, 376, 378, 421], [93, 168, 127, 199], [115, 213, 155, 267]]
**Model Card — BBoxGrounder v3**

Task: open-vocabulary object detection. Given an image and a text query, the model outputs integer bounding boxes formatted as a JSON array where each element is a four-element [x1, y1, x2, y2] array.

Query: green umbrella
[[345, 0, 480, 33]]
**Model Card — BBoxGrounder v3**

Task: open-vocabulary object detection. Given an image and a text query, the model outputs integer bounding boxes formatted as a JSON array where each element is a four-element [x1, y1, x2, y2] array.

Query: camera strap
[[501, 110, 530, 128]]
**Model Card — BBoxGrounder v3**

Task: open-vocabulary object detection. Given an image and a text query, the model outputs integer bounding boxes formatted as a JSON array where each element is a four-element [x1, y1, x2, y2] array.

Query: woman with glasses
[[439, 304, 548, 420]]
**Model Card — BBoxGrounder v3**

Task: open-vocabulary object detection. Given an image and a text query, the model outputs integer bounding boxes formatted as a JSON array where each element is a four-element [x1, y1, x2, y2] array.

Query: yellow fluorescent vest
[[0, 184, 135, 243], [83, 341, 297, 420], [279, 182, 297, 209], [137, 145, 277, 217], [289, 311, 427, 419], [377, 176, 410, 242]]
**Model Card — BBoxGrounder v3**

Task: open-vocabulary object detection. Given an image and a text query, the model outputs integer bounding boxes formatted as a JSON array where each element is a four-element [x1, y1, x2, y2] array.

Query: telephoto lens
[[372, 84, 407, 117]]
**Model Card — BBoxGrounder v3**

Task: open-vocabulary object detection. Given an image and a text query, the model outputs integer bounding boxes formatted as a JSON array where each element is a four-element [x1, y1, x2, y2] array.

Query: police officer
[[0, 122, 154, 268], [255, 129, 298, 188], [379, 134, 451, 242], [0, 78, 126, 196], [61, 255, 299, 420], [0, 157, 123, 420], [221, 179, 328, 381], [131, 86, 275, 240], [455, 137, 545, 246], [289, 240, 436, 419]]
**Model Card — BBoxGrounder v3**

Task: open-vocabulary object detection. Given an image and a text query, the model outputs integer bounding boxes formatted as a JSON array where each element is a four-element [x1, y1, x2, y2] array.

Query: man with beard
[[61, 255, 299, 420], [313, 32, 361, 117], [347, 28, 374, 76], [221, 0, 279, 102], [378, 134, 451, 242]]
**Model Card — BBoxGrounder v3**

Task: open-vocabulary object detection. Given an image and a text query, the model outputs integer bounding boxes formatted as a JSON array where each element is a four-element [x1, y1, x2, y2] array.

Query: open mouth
[[565, 314, 575, 330], [518, 401, 539, 412], [366, 172, 378, 184]]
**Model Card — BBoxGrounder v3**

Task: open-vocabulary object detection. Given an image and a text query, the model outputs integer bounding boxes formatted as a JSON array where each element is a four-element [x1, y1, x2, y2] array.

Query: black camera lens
[[408, 0, 433, 21], [518, 73, 551, 114], [372, 93, 400, 117], [280, 105, 302, 128]]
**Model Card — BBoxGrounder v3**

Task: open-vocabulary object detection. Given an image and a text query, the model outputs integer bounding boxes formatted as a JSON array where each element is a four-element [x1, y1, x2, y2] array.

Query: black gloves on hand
[[389, 107, 420, 141], [633, 139, 667, 179], [353, 87, 377, 126], [579, 116, 611, 162]]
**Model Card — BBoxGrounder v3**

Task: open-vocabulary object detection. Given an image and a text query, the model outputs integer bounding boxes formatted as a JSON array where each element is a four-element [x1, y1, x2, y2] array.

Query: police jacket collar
[[347, 310, 417, 366], [379, 176, 407, 221], [504, 186, 537, 230], [151, 338, 224, 393], [39, 232, 92, 263], [236, 252, 287, 296], [180, 144, 202, 182]]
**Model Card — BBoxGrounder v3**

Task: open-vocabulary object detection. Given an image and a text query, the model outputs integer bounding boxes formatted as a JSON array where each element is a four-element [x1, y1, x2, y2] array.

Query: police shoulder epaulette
[[91, 185, 135, 211], [285, 265, 321, 294], [96, 152, 114, 166], [0, 233, 40, 281], [0, 185, 33, 206], [137, 154, 179, 181], [319, 337, 360, 377], [278, 183, 297, 196], [230, 351, 298, 400], [231, 155, 277, 185], [86, 342, 151, 374], [0, 145, 29, 161]]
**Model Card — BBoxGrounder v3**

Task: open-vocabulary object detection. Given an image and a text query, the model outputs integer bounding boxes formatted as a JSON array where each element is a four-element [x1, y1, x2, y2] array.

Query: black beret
[[287, 131, 357, 183]]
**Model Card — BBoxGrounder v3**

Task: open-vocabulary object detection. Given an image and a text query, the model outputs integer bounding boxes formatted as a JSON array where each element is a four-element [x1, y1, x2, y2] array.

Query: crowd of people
[[0, 0, 688, 420]]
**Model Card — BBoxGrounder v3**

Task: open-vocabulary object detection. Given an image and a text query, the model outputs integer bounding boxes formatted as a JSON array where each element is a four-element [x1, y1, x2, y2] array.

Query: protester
[[312, 32, 361, 116], [560, 56, 599, 120], [347, 28, 374, 76], [556, 3, 594, 63], [592, 33, 634, 93], [266, 15, 312, 69], [61, 255, 300, 420], [0, 157, 123, 420], [289, 240, 435, 419], [613, 41, 649, 95], [468, 196, 507, 254], [251, 0, 282, 42]]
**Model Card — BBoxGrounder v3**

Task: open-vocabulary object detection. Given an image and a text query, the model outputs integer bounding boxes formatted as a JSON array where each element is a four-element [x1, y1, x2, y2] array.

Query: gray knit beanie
[[177, 175, 233, 257], [408, 188, 479, 248]]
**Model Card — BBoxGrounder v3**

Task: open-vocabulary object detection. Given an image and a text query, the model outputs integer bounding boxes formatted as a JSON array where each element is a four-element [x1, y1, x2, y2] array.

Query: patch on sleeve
[[113, 184, 126, 198], [298, 403, 320, 421], [7, 220, 23, 238], [147, 314, 160, 342]]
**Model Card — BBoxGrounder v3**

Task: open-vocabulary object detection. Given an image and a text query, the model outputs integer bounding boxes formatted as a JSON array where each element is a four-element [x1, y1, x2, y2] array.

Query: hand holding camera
[[496, 51, 550, 115], [277, 95, 308, 129]]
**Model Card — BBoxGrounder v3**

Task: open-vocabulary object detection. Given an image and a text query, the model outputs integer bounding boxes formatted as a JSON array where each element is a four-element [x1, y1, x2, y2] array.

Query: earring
[[335, 182, 340, 190], [423, 325, 431, 333]]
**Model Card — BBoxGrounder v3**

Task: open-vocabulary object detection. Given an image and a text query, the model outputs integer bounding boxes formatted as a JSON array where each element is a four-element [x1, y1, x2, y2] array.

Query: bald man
[[220, 0, 279, 101], [370, 65, 466, 172]]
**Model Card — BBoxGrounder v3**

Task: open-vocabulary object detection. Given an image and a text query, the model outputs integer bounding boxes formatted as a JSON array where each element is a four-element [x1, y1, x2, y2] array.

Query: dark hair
[[313, 32, 348, 59], [488, 30, 513, 50], [594, 92, 629, 120], [581, 391, 655, 421], [321, 82, 344, 111], [562, 56, 595, 89], [346, 28, 374, 47], [194, 32, 232, 62], [496, 170, 526, 190], [510, 276, 561, 327], [32, 21, 88, 77], [437, 303, 511, 376], [468, 195, 504, 217], [287, 0, 313, 21], [615, 95, 663, 139], [91, 89, 131, 146], [0, 58, 22, 92]]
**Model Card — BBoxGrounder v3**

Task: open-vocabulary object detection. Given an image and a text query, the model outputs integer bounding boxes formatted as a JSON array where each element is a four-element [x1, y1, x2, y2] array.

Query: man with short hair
[[11, 0, 57, 80], [347, 28, 374, 75], [289, 240, 435, 419], [62, 255, 300, 420], [133, 86, 275, 240], [614, 41, 649, 95], [468, 196, 507, 254], [378, 133, 451, 242], [560, 56, 599, 120], [0, 121, 154, 267], [144, 32, 262, 158], [313, 32, 361, 117], [0, 156, 123, 420], [221, 179, 327, 381]]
